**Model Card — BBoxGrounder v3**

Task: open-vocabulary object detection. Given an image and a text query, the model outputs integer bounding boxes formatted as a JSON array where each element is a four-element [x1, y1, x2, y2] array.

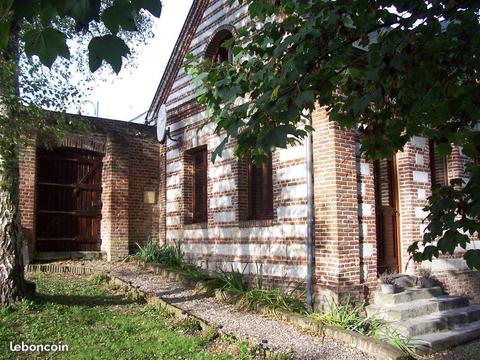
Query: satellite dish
[[156, 104, 167, 143]]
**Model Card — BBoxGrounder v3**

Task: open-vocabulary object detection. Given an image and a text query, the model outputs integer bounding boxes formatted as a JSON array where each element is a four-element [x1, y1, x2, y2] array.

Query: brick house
[[147, 0, 480, 306], [18, 116, 161, 262]]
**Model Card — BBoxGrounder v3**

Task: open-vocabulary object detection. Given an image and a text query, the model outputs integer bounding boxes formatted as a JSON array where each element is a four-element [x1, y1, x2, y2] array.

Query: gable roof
[[146, 0, 210, 124]]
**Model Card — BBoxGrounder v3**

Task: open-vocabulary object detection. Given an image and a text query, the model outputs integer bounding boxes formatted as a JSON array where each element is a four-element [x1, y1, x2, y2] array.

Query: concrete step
[[366, 295, 469, 321], [414, 319, 480, 353], [374, 287, 444, 306], [390, 304, 480, 337]]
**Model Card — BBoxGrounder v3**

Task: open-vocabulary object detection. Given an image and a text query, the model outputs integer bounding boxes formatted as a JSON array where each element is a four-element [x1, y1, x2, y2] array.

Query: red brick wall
[[18, 143, 37, 262], [17, 119, 160, 262], [312, 108, 363, 307]]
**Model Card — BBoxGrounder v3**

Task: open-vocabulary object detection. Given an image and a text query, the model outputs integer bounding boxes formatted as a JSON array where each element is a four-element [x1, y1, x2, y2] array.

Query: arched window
[[204, 28, 234, 64]]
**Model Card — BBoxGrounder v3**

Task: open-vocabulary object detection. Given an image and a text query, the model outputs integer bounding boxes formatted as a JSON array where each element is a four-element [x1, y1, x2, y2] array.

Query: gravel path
[[51, 260, 369, 360]]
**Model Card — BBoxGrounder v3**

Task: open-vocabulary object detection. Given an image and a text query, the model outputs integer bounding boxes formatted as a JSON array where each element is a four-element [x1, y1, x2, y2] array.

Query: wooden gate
[[36, 147, 103, 252], [374, 157, 400, 274]]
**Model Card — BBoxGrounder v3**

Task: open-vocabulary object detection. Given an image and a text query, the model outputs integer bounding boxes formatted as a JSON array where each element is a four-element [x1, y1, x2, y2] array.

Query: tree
[[187, 0, 480, 269], [0, 0, 162, 306]]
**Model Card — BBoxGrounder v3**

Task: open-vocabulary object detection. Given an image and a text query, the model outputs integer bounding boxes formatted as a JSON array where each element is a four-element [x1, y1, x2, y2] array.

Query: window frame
[[247, 155, 273, 220], [191, 147, 208, 223], [429, 140, 448, 189]]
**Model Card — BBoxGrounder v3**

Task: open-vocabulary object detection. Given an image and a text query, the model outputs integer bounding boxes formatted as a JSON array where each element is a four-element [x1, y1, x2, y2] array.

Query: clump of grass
[[135, 240, 182, 267], [310, 297, 384, 338], [89, 271, 110, 285], [310, 298, 416, 355], [213, 265, 306, 314]]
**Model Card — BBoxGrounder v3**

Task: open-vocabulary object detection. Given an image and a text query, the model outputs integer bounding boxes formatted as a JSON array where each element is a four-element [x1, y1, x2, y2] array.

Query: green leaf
[[0, 21, 9, 49], [132, 0, 162, 17], [88, 35, 130, 73], [62, 0, 101, 25], [101, 0, 137, 34], [464, 249, 480, 270], [23, 27, 70, 68]]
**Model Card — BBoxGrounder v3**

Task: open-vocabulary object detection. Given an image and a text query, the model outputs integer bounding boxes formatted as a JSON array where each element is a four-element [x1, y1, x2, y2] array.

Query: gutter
[[305, 112, 315, 312]]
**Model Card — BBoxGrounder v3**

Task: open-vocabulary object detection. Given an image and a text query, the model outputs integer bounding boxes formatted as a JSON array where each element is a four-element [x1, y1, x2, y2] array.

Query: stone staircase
[[366, 286, 480, 353]]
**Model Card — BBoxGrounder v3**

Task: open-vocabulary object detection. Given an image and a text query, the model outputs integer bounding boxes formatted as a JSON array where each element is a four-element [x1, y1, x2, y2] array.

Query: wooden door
[[36, 148, 103, 252], [374, 157, 400, 274]]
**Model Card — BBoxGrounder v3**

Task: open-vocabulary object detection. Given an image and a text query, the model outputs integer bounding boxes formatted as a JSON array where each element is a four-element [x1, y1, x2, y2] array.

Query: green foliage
[[1, 0, 162, 72], [213, 266, 306, 314], [188, 0, 480, 268], [88, 34, 131, 73], [0, 272, 251, 359], [310, 299, 416, 355], [310, 298, 384, 339], [89, 271, 110, 285], [135, 240, 183, 267]]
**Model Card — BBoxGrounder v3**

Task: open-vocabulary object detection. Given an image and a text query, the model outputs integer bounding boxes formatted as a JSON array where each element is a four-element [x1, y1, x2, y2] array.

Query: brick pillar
[[101, 134, 129, 261], [18, 142, 37, 263], [396, 136, 431, 273], [312, 108, 362, 307]]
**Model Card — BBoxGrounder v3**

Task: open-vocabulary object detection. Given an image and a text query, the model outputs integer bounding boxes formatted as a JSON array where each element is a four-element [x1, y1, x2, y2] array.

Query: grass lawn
[[0, 273, 263, 360]]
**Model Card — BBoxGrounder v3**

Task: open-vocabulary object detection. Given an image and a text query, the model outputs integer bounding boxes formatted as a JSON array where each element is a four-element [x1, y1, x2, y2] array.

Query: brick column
[[101, 134, 129, 260], [312, 108, 362, 307], [396, 136, 431, 273], [18, 142, 37, 263]]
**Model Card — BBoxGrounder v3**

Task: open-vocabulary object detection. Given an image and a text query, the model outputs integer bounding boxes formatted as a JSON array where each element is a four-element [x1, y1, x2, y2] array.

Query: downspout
[[305, 112, 315, 312]]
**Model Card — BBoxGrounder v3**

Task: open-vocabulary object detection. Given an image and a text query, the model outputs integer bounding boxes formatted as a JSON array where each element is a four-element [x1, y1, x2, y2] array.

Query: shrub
[[136, 240, 182, 267]]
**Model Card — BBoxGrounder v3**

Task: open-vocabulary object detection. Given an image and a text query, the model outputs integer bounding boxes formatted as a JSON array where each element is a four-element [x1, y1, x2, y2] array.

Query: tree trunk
[[0, 151, 30, 306]]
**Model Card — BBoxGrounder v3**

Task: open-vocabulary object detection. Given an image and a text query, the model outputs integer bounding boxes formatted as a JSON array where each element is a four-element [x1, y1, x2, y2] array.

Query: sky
[[82, 0, 194, 121]]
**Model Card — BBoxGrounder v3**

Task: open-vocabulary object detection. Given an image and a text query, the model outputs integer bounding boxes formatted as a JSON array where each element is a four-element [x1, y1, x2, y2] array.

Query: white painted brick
[[166, 174, 180, 187], [216, 147, 233, 161], [209, 164, 232, 179], [166, 216, 181, 226], [415, 207, 428, 219], [166, 161, 181, 174], [359, 183, 367, 196], [359, 203, 372, 217], [413, 170, 429, 183], [360, 223, 368, 237], [417, 189, 427, 200], [213, 211, 236, 223], [210, 196, 232, 209], [431, 259, 469, 272], [270, 244, 287, 257], [361, 243, 374, 258], [360, 163, 370, 176], [276, 165, 306, 181], [286, 244, 307, 258], [281, 184, 307, 200], [167, 148, 180, 161], [212, 179, 236, 193], [277, 205, 308, 219], [415, 154, 424, 166], [166, 201, 180, 214], [167, 188, 181, 201], [166, 230, 180, 241], [184, 228, 208, 240], [419, 223, 428, 235], [411, 136, 426, 149], [279, 146, 305, 162]]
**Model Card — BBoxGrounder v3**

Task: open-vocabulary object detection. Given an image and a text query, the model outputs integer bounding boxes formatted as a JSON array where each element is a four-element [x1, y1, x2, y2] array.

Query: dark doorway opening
[[36, 147, 103, 252]]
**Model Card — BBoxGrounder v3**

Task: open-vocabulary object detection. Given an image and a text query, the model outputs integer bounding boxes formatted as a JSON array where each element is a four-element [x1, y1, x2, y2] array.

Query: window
[[192, 147, 207, 223], [429, 140, 448, 188], [247, 155, 273, 220], [205, 29, 234, 64]]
